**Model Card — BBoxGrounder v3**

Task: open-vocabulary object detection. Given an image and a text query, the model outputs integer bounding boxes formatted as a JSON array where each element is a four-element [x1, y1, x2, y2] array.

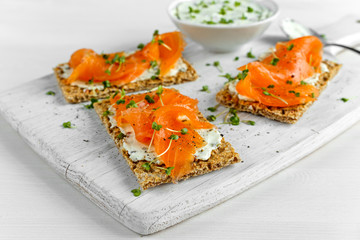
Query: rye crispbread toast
[[216, 60, 342, 124], [94, 99, 241, 190], [54, 58, 198, 104]]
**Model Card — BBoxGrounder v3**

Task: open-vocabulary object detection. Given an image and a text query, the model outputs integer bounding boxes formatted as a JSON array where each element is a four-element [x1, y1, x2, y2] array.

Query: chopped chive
[[112, 91, 119, 99], [295, 92, 300, 97], [234, 1, 241, 7], [247, 6, 254, 12], [88, 78, 94, 85], [46, 91, 55, 96], [286, 80, 293, 85], [311, 93, 315, 98], [234, 56, 239, 61], [340, 97, 349, 102], [105, 69, 111, 75], [267, 84, 275, 88], [300, 80, 307, 85]]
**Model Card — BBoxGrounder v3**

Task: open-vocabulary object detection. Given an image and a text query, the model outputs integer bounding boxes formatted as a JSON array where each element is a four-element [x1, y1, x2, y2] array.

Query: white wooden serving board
[[1, 18, 360, 235]]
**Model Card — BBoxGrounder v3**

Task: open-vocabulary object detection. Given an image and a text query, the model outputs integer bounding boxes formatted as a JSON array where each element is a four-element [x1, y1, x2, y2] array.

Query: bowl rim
[[168, 0, 279, 29]]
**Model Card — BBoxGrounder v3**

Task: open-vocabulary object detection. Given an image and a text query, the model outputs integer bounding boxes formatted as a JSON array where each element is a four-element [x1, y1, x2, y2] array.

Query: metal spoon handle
[[324, 43, 360, 55]]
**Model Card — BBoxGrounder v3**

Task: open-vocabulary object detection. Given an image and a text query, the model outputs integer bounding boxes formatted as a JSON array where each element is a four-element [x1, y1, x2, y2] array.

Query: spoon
[[281, 18, 360, 54]]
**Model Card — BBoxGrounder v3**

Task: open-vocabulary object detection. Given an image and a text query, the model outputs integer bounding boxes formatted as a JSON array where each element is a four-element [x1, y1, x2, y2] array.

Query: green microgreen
[[200, 85, 210, 93], [102, 80, 111, 89], [246, 50, 256, 59], [169, 134, 179, 140], [84, 98, 98, 109], [181, 128, 188, 135], [270, 57, 279, 66], [213, 61, 223, 72], [62, 121, 74, 129], [287, 43, 294, 51], [102, 110, 114, 116], [137, 43, 145, 50], [126, 100, 138, 109], [152, 122, 163, 131], [145, 94, 155, 104], [117, 132, 126, 139], [131, 188, 141, 197], [242, 120, 256, 125], [165, 167, 175, 176]]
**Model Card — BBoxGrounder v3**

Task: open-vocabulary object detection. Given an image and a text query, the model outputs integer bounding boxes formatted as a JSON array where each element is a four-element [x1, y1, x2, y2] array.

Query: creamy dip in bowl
[[168, 0, 279, 53]]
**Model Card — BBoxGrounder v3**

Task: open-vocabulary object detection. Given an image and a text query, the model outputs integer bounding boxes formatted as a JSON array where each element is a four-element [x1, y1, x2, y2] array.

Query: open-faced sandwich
[[216, 36, 342, 123], [94, 87, 241, 190], [54, 31, 198, 103]]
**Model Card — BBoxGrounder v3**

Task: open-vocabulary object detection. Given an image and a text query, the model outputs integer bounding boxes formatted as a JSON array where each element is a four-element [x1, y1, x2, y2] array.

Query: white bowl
[[168, 0, 279, 53]]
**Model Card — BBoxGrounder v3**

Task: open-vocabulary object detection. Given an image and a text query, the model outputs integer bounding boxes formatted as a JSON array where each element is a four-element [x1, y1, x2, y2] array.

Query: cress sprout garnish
[[84, 98, 98, 109], [131, 188, 141, 197], [62, 121, 75, 129], [200, 85, 210, 93], [126, 100, 138, 109], [246, 50, 256, 59], [270, 57, 279, 66]]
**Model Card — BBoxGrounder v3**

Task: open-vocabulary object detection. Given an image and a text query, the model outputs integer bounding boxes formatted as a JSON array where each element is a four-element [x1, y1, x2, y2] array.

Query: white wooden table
[[1, 0, 360, 239]]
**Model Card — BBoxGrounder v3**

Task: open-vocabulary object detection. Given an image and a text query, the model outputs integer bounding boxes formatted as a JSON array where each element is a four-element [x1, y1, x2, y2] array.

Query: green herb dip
[[173, 0, 273, 26]]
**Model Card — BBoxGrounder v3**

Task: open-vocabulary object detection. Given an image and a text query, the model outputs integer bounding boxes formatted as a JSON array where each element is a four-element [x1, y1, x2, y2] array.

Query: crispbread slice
[[216, 60, 342, 124], [53, 58, 198, 103], [94, 99, 241, 190]]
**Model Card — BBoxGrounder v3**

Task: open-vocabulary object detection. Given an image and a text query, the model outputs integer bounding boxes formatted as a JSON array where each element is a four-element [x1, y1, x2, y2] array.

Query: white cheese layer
[[107, 109, 222, 162], [59, 58, 188, 90], [228, 63, 329, 100]]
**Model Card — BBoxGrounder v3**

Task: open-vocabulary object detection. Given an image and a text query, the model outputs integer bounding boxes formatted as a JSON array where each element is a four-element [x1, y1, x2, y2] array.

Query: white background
[[1, 0, 360, 239]]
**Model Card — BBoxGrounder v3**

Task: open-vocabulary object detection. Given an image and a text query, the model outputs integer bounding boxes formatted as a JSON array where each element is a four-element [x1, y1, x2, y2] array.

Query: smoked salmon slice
[[110, 88, 214, 181], [236, 36, 323, 107], [66, 31, 185, 85]]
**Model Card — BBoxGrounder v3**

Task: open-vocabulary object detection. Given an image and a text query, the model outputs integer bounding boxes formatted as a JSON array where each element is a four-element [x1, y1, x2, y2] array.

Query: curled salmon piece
[[110, 88, 213, 181], [236, 36, 323, 107], [66, 31, 186, 85]]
